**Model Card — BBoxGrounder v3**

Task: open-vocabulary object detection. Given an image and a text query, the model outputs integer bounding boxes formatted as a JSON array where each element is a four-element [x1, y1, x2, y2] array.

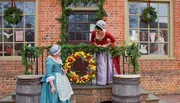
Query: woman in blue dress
[[40, 45, 74, 103]]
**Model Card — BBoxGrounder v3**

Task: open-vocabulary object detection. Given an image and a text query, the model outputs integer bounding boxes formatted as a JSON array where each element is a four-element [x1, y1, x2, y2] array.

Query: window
[[67, 1, 98, 44], [68, 12, 96, 44], [128, 1, 172, 58], [0, 1, 35, 57]]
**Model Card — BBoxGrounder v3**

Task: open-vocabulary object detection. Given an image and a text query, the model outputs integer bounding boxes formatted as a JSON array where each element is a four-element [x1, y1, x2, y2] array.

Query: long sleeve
[[106, 32, 116, 46], [41, 58, 55, 83], [91, 30, 96, 44], [45, 60, 54, 77]]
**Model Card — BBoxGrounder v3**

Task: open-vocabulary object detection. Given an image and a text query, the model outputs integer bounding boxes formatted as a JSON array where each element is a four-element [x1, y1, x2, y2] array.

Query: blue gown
[[40, 56, 73, 103]]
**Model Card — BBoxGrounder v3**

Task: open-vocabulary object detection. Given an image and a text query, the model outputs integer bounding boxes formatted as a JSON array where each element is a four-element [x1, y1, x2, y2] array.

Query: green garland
[[140, 6, 157, 23], [4, 7, 22, 24], [96, 0, 107, 20], [21, 43, 140, 74], [21, 46, 45, 75], [56, 0, 106, 45]]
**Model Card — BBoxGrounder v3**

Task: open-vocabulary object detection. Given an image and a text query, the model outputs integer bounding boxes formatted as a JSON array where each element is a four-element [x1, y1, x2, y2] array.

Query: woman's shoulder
[[92, 30, 96, 35], [105, 31, 112, 35]]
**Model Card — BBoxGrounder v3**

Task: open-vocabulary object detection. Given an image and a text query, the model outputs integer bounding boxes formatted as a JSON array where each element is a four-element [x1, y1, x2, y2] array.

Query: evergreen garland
[[21, 43, 140, 74], [140, 6, 157, 23], [56, 0, 106, 45], [4, 7, 22, 24], [96, 0, 107, 20], [21, 46, 45, 75]]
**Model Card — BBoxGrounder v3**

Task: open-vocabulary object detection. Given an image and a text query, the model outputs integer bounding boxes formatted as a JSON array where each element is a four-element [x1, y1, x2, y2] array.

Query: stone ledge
[[72, 84, 112, 90]]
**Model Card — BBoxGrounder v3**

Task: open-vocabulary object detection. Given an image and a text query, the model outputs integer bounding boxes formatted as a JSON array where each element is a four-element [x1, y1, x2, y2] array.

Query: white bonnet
[[50, 45, 61, 55]]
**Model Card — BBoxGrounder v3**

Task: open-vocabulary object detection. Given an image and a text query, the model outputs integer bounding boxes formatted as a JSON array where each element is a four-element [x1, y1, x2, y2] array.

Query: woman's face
[[53, 51, 61, 57], [96, 29, 103, 35]]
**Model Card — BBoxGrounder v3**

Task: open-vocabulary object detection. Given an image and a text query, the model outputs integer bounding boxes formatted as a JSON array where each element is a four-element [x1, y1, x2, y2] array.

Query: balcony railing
[[22, 43, 140, 85]]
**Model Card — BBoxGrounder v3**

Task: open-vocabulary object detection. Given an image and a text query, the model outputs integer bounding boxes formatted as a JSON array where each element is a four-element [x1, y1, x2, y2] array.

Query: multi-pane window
[[128, 2, 169, 56], [0, 1, 35, 56], [68, 12, 96, 44], [67, 1, 98, 44]]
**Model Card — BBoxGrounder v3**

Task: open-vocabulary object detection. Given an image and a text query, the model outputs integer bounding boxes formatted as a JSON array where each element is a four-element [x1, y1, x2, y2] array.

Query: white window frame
[[0, 0, 38, 60], [125, 0, 174, 60]]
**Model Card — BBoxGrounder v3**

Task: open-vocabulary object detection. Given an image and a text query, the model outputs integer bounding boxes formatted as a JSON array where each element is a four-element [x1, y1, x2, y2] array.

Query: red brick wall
[[0, 61, 24, 99], [38, 0, 62, 46], [0, 0, 180, 99]]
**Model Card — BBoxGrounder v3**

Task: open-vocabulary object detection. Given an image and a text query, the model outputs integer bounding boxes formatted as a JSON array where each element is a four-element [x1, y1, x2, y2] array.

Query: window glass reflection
[[0, 30, 2, 42], [150, 43, 158, 55], [159, 17, 168, 28], [3, 2, 11, 11], [15, 17, 24, 28], [0, 43, 2, 52], [69, 15, 75, 23], [129, 30, 139, 42], [129, 16, 138, 28], [150, 19, 158, 28], [25, 16, 34, 28], [140, 30, 148, 42], [140, 18, 148, 28], [15, 29, 24, 42], [139, 3, 147, 14], [4, 43, 13, 56], [159, 4, 168, 16], [76, 15, 83, 23], [4, 29, 13, 42], [83, 15, 88, 23], [89, 15, 96, 23], [15, 43, 23, 56], [69, 24, 75, 32], [0, 16, 2, 28], [0, 2, 2, 14], [139, 43, 148, 55], [25, 2, 35, 14], [25, 29, 34, 42], [4, 20, 13, 28], [15, 2, 24, 13], [149, 30, 158, 42], [69, 33, 75, 40], [129, 3, 138, 14]]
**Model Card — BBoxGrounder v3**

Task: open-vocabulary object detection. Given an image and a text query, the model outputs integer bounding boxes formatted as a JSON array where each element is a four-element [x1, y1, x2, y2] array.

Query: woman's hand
[[102, 44, 108, 48], [51, 87, 56, 94], [63, 69, 67, 74]]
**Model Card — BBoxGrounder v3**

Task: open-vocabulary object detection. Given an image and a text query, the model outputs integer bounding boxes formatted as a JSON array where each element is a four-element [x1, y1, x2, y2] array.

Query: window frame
[[125, 0, 174, 60], [0, 0, 38, 60]]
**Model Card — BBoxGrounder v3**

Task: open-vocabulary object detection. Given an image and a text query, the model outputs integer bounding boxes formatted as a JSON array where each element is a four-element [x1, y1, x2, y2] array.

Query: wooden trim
[[67, 7, 99, 11]]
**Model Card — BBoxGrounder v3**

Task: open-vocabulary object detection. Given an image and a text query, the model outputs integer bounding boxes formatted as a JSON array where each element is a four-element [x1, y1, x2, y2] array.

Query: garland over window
[[56, 0, 107, 45]]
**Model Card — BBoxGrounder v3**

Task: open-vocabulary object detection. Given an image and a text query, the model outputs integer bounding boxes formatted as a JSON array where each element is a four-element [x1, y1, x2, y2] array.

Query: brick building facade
[[0, 0, 180, 99]]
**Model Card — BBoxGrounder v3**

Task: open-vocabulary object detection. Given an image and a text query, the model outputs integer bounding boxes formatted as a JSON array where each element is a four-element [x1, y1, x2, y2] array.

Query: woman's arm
[[91, 31, 101, 47], [106, 32, 116, 47], [45, 59, 56, 94], [49, 80, 55, 94]]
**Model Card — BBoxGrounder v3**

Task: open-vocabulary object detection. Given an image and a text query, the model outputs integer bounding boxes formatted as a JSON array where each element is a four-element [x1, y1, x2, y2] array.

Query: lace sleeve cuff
[[46, 76, 55, 82]]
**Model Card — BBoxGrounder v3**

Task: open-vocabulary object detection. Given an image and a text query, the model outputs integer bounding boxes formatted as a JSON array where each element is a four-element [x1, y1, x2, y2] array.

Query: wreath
[[140, 6, 157, 23], [4, 7, 22, 24], [64, 51, 96, 84]]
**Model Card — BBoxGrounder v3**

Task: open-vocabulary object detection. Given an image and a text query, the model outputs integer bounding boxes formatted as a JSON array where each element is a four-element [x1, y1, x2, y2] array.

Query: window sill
[[0, 56, 22, 60], [139, 55, 175, 60], [67, 7, 98, 11]]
